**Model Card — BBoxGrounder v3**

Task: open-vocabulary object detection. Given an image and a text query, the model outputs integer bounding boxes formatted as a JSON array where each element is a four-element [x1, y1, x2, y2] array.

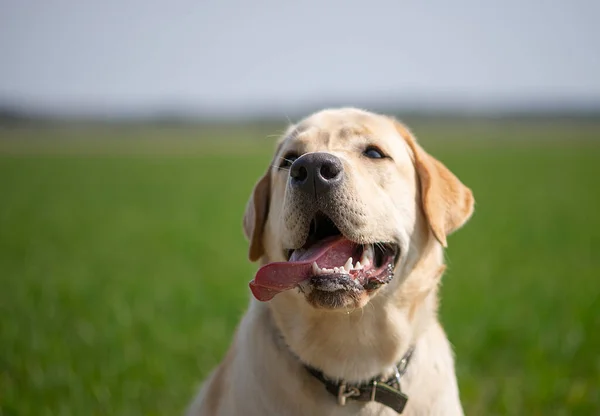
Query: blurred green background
[[1, 120, 599, 415]]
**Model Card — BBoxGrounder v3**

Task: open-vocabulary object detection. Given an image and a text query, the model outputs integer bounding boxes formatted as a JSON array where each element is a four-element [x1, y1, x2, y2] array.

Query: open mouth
[[249, 212, 399, 302]]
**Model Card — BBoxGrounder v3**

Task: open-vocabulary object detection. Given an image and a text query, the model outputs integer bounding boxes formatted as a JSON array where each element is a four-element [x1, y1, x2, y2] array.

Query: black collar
[[305, 346, 414, 414]]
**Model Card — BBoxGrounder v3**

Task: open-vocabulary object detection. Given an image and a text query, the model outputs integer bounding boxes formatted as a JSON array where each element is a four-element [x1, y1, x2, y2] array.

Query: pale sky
[[1, 0, 599, 117]]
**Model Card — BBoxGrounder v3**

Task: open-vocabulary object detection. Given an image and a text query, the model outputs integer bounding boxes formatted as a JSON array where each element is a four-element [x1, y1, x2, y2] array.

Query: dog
[[187, 108, 474, 415]]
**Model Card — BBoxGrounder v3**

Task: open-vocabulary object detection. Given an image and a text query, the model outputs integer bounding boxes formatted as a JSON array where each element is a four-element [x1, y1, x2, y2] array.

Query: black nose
[[289, 152, 343, 196]]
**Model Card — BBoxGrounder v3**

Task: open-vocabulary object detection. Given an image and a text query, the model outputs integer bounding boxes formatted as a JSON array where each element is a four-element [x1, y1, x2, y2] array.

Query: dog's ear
[[243, 140, 286, 262], [243, 170, 271, 262], [395, 121, 474, 247]]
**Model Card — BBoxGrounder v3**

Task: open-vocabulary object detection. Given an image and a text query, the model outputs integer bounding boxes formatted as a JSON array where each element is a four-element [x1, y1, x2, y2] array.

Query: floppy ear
[[395, 122, 474, 247], [243, 170, 271, 262]]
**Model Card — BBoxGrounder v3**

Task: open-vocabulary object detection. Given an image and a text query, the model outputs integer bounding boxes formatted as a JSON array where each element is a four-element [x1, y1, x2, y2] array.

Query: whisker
[[283, 112, 293, 126], [264, 124, 290, 140], [271, 164, 290, 171], [271, 156, 298, 171]]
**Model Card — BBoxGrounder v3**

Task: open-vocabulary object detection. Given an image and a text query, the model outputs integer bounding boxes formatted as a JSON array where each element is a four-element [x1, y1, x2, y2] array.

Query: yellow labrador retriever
[[187, 108, 474, 415]]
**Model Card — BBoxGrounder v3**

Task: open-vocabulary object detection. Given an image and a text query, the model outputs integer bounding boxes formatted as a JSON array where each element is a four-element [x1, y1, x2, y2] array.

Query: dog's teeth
[[366, 244, 375, 259], [361, 245, 374, 265], [355, 260, 362, 269], [312, 262, 320, 275], [344, 257, 353, 271]]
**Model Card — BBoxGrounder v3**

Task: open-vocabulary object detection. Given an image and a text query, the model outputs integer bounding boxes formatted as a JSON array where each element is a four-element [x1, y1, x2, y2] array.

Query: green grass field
[[1, 121, 599, 415]]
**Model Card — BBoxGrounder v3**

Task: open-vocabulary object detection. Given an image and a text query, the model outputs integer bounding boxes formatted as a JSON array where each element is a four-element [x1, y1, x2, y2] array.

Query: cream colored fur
[[187, 108, 474, 415]]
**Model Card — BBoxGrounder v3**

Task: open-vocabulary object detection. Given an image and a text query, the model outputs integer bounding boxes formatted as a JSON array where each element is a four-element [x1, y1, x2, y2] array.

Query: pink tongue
[[249, 236, 355, 301]]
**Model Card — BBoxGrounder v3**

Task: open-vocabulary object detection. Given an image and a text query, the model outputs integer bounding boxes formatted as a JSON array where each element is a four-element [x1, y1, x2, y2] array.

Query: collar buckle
[[308, 345, 415, 413], [337, 382, 360, 406]]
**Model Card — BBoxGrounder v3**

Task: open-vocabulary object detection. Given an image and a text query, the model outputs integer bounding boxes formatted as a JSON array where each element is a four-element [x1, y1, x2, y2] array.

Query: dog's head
[[244, 108, 473, 310]]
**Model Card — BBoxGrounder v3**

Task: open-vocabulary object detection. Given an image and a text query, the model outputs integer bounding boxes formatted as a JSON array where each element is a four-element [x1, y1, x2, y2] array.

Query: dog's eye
[[363, 146, 386, 159], [279, 152, 299, 169]]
